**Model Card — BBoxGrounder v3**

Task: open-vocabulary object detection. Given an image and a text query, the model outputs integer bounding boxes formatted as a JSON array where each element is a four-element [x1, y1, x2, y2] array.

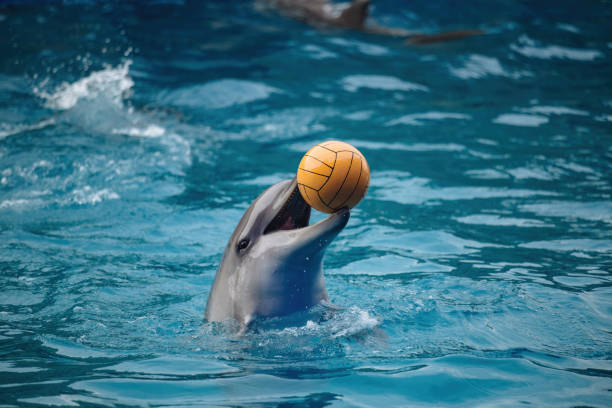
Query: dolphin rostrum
[[205, 177, 349, 325]]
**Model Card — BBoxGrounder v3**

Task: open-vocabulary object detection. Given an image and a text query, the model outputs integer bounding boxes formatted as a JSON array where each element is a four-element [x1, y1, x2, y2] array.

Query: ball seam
[[328, 152, 354, 208], [338, 156, 363, 209]]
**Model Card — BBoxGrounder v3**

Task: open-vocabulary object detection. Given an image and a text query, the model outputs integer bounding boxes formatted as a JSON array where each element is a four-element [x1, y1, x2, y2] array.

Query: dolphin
[[261, 0, 374, 31], [260, 0, 483, 43], [205, 177, 350, 325]]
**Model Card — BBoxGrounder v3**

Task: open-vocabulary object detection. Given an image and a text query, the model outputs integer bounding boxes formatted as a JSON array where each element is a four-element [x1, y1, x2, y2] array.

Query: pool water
[[1, 1, 611, 406]]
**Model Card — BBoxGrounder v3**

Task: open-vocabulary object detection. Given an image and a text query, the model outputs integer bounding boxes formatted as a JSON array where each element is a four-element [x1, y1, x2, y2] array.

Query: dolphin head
[[205, 177, 350, 324]]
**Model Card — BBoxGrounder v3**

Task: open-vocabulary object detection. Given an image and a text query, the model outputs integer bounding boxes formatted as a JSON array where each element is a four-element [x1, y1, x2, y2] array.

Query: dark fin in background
[[405, 29, 484, 45], [336, 0, 370, 29]]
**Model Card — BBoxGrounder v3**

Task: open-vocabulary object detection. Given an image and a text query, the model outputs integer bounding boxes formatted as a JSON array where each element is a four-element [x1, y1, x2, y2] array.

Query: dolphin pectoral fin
[[336, 0, 370, 29]]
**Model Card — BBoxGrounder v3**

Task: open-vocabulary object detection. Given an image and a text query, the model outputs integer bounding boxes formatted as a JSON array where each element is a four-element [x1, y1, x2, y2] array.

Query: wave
[[386, 111, 471, 126], [0, 118, 55, 140], [492, 113, 549, 127], [510, 35, 603, 61], [162, 79, 281, 109], [340, 75, 428, 93], [449, 54, 532, 80]]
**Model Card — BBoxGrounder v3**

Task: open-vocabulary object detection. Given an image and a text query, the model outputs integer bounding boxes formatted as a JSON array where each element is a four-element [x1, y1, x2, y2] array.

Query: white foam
[[518, 106, 589, 116], [554, 160, 597, 174], [520, 201, 612, 224], [343, 140, 465, 152], [286, 140, 464, 153], [112, 125, 165, 138], [340, 75, 428, 93], [332, 254, 453, 276], [372, 171, 557, 205], [520, 239, 612, 252], [449, 54, 531, 80], [386, 111, 471, 126], [301, 44, 338, 59], [492, 113, 548, 127], [328, 37, 390, 56], [70, 186, 119, 205], [510, 35, 602, 61], [465, 169, 510, 180], [36, 61, 133, 110], [0, 118, 55, 140], [19, 395, 113, 408], [0, 199, 42, 210], [553, 275, 605, 287], [506, 166, 563, 180], [344, 110, 373, 121], [455, 214, 553, 228], [556, 23, 580, 33], [331, 307, 378, 338]]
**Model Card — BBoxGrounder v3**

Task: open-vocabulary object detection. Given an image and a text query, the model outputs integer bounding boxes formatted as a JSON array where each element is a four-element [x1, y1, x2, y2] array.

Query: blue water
[[1, 0, 611, 406]]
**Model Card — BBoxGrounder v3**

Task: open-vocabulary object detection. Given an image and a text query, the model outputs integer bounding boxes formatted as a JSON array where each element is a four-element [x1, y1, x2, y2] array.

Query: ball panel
[[330, 154, 363, 209], [343, 155, 370, 208], [306, 145, 336, 168], [299, 155, 333, 177], [320, 140, 356, 154], [299, 183, 333, 213], [318, 151, 353, 206], [297, 167, 328, 191]]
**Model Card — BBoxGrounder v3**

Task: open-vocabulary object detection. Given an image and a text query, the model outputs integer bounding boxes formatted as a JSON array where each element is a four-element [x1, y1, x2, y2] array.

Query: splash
[[191, 305, 381, 361], [35, 61, 133, 110], [70, 186, 120, 205]]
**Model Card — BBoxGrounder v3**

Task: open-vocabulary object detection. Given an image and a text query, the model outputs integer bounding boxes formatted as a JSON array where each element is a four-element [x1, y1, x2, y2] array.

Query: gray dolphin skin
[[205, 177, 350, 325]]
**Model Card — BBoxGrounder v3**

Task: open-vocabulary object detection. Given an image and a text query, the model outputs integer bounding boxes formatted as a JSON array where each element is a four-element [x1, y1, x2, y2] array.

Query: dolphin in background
[[205, 178, 349, 326], [258, 0, 483, 44]]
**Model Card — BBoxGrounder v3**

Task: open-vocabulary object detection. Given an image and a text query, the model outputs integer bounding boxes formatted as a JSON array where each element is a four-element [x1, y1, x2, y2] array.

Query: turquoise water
[[1, 1, 611, 406]]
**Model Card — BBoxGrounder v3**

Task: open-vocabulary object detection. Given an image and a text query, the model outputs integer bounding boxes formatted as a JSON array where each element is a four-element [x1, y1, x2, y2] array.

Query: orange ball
[[297, 141, 370, 213]]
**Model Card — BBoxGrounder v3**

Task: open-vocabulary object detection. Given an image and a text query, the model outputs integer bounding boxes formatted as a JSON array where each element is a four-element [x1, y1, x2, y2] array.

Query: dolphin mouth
[[264, 185, 311, 234]]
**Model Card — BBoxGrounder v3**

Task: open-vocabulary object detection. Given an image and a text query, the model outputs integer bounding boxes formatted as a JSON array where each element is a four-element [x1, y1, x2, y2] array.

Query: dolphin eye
[[237, 238, 250, 252]]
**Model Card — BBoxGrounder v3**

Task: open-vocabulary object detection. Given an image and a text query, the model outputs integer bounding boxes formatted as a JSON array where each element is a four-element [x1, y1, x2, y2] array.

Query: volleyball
[[297, 141, 370, 213]]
